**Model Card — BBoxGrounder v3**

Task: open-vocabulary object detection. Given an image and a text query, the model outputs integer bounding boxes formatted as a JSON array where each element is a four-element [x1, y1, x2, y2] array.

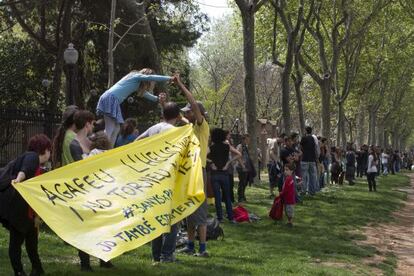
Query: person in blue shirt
[[96, 68, 173, 145], [114, 118, 139, 147]]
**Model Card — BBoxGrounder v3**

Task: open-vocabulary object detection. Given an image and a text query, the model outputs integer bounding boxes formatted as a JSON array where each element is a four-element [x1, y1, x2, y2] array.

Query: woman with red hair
[[0, 134, 51, 276]]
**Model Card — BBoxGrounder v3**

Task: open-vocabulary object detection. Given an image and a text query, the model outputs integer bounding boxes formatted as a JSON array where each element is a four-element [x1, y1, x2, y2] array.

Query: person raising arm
[[174, 74, 210, 257]]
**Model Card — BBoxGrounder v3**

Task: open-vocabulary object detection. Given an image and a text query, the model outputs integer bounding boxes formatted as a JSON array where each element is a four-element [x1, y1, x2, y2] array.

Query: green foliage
[[190, 15, 284, 130], [0, 31, 55, 109]]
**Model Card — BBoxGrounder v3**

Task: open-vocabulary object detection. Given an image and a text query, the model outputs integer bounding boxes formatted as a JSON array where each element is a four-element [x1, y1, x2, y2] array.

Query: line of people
[[267, 129, 414, 196]]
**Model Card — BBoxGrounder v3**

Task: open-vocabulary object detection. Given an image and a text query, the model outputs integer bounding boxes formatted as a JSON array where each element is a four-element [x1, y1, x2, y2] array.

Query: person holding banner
[[136, 101, 182, 263], [0, 134, 51, 276], [174, 75, 210, 257], [68, 110, 114, 271], [96, 68, 174, 146]]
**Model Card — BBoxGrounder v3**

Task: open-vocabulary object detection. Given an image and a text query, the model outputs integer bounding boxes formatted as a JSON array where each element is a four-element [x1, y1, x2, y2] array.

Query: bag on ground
[[206, 216, 224, 240], [233, 205, 250, 222], [269, 195, 284, 220]]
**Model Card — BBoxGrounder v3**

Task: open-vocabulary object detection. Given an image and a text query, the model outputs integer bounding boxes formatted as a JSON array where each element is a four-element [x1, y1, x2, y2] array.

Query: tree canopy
[[1, 0, 413, 150]]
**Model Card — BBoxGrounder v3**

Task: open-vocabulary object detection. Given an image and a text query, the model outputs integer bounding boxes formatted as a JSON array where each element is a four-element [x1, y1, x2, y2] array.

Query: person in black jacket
[[0, 134, 51, 276], [345, 143, 356, 185]]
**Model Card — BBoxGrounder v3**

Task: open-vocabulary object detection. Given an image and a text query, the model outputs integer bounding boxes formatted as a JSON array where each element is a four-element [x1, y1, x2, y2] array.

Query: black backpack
[[0, 159, 17, 228], [0, 159, 16, 192], [206, 217, 224, 240]]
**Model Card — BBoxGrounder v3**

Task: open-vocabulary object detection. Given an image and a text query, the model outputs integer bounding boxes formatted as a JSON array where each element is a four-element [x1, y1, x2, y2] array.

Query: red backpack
[[233, 205, 250, 222], [269, 195, 284, 220]]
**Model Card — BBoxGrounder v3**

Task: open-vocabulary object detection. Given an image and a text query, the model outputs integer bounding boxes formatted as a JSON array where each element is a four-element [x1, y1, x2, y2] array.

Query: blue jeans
[[395, 161, 400, 172], [383, 163, 388, 175], [301, 161, 318, 194], [211, 172, 233, 220], [151, 224, 178, 261]]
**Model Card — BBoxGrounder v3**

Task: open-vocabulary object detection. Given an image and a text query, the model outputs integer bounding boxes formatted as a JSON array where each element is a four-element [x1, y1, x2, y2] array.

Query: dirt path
[[357, 174, 414, 275]]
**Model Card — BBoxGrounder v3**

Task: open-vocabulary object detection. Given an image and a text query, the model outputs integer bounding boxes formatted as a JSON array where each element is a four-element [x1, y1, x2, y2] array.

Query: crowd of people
[[0, 70, 212, 275], [0, 68, 413, 275]]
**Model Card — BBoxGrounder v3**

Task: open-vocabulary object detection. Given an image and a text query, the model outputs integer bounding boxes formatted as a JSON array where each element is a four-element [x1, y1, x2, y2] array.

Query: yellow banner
[[14, 125, 205, 261]]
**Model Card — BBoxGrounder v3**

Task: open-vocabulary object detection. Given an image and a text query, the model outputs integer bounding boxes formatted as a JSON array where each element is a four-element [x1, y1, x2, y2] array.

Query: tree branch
[[297, 52, 322, 85], [113, 16, 147, 51], [255, 0, 268, 13], [9, 1, 57, 53]]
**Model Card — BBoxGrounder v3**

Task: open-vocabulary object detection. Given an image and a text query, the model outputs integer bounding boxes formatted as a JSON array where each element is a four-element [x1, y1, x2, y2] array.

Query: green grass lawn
[[0, 173, 410, 276]]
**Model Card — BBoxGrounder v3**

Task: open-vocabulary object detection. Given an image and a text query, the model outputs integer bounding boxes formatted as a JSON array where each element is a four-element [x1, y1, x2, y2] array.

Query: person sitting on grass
[[280, 163, 296, 228]]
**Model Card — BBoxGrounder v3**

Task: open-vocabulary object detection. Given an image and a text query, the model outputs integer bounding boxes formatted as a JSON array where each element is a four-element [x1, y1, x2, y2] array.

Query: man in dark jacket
[[300, 127, 318, 195]]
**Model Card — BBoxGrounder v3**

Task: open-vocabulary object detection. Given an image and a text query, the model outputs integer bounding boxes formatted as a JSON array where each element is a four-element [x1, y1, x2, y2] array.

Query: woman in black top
[[207, 128, 242, 222], [345, 143, 356, 185], [0, 134, 51, 276]]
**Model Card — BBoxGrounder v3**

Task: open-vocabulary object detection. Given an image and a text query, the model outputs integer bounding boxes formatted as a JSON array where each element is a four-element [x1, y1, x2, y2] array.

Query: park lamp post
[[63, 43, 79, 106]]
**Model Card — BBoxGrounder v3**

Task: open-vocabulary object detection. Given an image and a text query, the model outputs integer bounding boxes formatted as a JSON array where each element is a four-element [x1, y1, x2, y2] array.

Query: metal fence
[[0, 108, 62, 166], [0, 108, 243, 167]]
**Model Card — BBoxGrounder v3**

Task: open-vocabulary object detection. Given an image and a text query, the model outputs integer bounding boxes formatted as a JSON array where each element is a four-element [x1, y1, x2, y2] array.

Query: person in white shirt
[[367, 146, 378, 192], [135, 101, 182, 263], [380, 149, 389, 176], [266, 136, 282, 197]]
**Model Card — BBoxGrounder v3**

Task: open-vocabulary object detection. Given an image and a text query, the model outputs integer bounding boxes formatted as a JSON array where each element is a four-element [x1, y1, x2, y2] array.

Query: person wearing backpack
[[0, 134, 51, 276]]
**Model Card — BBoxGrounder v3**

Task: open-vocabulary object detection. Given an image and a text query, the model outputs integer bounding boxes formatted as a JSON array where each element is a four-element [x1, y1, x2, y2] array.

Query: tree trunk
[[48, 0, 74, 111], [368, 110, 377, 145], [384, 130, 389, 148], [391, 128, 398, 150], [119, 0, 161, 72], [337, 101, 347, 148], [348, 119, 353, 143], [240, 9, 259, 177], [281, 67, 291, 134], [293, 56, 305, 135], [377, 121, 384, 148], [107, 0, 117, 87], [321, 79, 331, 140], [281, 32, 296, 134], [356, 108, 365, 147]]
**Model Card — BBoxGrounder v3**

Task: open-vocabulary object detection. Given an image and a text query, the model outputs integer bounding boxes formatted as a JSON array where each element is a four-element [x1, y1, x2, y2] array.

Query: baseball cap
[[62, 105, 79, 123], [181, 101, 207, 117]]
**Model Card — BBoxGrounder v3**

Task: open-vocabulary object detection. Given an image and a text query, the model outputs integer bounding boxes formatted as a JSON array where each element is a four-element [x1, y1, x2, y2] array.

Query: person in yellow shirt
[[174, 75, 210, 257]]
